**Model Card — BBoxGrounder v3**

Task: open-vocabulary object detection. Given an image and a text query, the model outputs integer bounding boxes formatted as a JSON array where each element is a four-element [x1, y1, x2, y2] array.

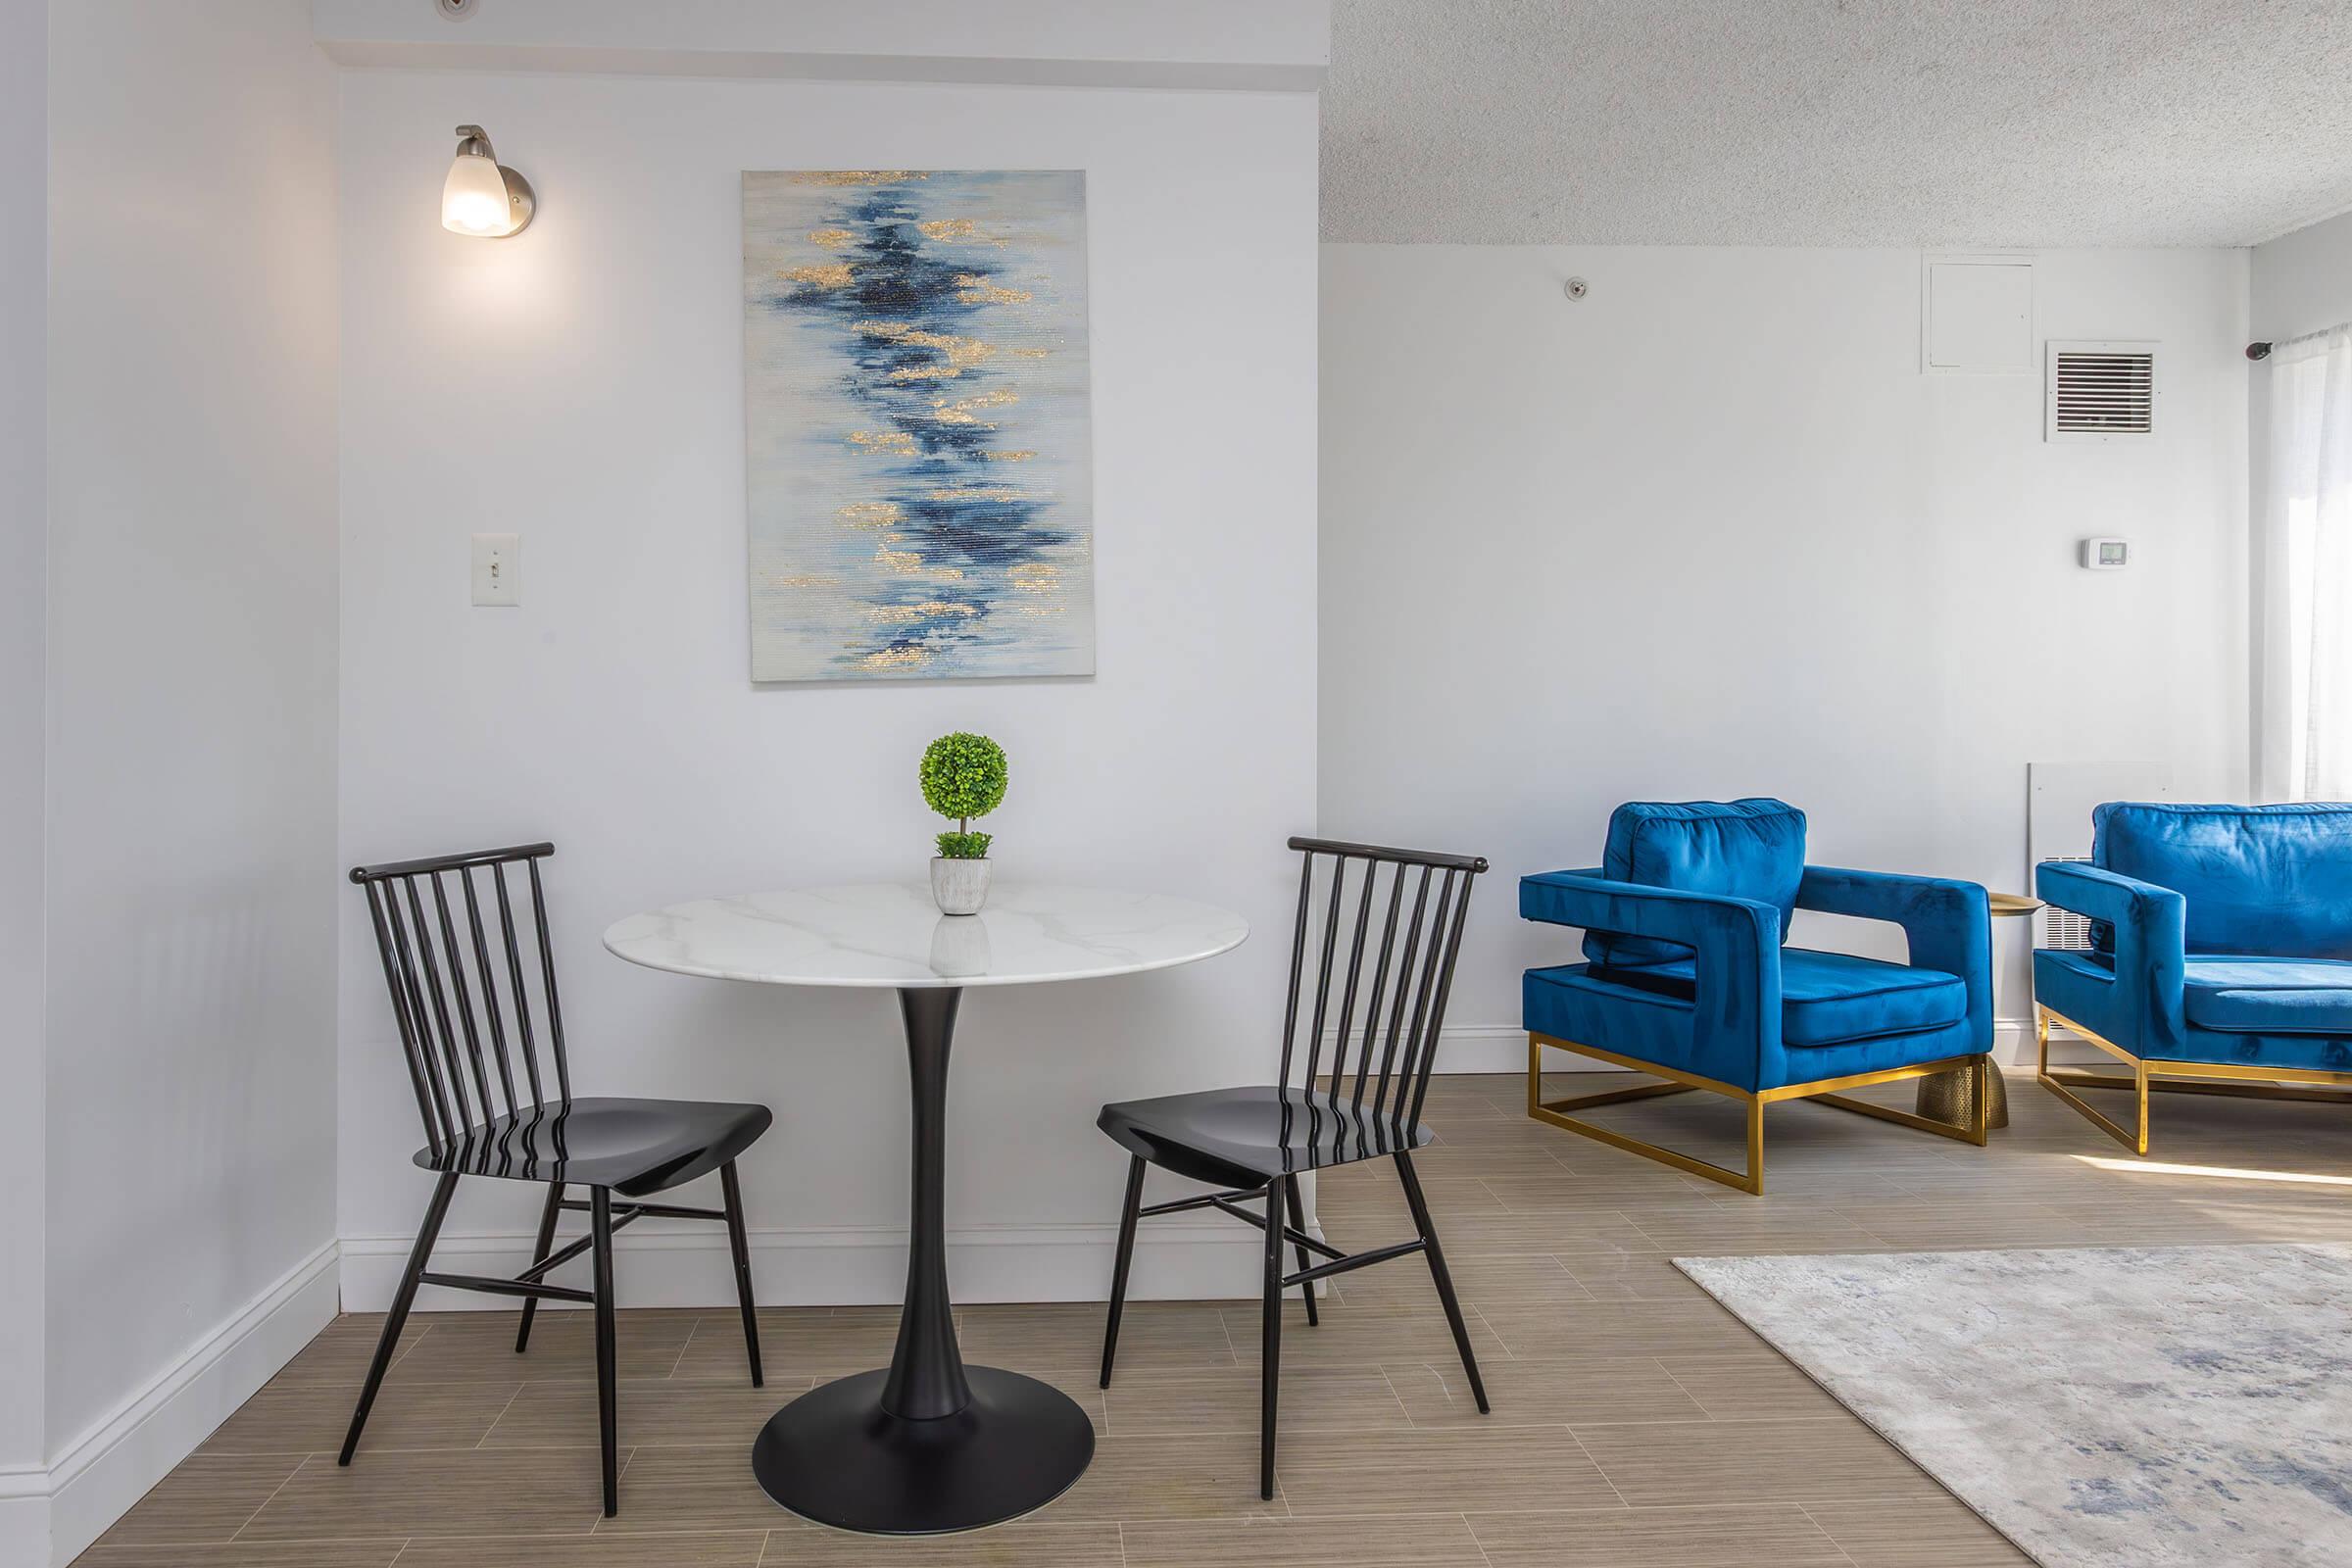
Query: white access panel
[[2027, 761, 2173, 950], [1922, 255, 2035, 374]]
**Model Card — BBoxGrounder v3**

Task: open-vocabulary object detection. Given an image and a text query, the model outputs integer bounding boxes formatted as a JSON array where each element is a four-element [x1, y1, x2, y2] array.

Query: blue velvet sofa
[[2034, 802, 2352, 1153], [1522, 799, 1994, 1194]]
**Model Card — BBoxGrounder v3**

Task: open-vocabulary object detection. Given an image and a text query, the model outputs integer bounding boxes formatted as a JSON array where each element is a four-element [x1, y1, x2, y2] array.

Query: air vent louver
[[2046, 341, 2155, 441], [2035, 856, 2094, 951]]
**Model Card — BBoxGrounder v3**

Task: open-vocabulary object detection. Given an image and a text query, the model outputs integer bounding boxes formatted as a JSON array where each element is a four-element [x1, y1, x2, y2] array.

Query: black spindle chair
[[1097, 836, 1490, 1497], [343, 843, 772, 1517]]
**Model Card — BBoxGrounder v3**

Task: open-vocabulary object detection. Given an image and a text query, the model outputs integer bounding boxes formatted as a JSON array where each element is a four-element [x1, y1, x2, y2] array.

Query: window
[[2261, 327, 2352, 801]]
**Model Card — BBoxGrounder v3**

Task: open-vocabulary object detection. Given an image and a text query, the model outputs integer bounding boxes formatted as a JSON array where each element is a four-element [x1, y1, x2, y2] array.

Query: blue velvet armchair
[[2034, 802, 2352, 1153], [1523, 800, 1994, 1194]]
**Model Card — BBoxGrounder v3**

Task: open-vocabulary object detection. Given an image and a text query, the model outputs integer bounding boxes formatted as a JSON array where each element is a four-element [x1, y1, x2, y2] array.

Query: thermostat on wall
[[2080, 538, 2130, 570]]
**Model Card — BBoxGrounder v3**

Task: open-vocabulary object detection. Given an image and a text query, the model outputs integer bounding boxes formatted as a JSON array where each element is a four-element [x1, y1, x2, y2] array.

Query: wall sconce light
[[442, 124, 534, 237]]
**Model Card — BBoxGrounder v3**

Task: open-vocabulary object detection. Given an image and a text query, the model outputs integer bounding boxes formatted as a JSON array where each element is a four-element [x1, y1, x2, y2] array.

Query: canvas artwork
[[743, 170, 1095, 682]]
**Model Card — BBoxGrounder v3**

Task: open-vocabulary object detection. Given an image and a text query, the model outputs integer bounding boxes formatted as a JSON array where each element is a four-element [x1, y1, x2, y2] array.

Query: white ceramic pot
[[930, 856, 991, 915]]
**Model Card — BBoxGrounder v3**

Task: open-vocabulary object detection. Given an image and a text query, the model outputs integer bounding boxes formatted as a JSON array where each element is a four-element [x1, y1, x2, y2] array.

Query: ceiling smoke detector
[[437, 0, 475, 19]]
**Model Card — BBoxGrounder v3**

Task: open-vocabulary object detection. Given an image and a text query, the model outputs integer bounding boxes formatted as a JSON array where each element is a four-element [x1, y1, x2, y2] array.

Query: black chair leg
[[1258, 1176, 1285, 1501], [1396, 1151, 1488, 1413], [341, 1169, 458, 1465], [1100, 1153, 1146, 1389], [1282, 1173, 1318, 1327], [719, 1160, 763, 1388], [515, 1180, 564, 1352], [589, 1186, 620, 1517]]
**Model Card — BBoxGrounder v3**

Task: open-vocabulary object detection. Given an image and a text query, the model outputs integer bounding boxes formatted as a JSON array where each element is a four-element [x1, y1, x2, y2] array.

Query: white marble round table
[[604, 883, 1248, 1535]]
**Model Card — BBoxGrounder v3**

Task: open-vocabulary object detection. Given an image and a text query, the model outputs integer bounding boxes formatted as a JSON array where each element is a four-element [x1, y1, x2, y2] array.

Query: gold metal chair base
[[1527, 1033, 1990, 1197], [2034, 1006, 2352, 1155]]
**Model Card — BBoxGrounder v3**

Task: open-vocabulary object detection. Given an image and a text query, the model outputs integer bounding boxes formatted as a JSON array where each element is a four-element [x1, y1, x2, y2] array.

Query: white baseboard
[[1421, 1023, 1536, 1074], [0, 1490, 46, 1568], [341, 1221, 1264, 1313], [40, 1239, 340, 1567], [1438, 1019, 2103, 1075]]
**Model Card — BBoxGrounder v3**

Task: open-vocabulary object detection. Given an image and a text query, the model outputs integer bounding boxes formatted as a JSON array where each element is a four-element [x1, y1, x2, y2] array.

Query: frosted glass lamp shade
[[442, 152, 509, 234], [440, 126, 533, 237]]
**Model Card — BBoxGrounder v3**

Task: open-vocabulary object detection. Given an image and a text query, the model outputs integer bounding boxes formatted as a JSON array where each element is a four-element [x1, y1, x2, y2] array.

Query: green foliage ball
[[919, 731, 1007, 825]]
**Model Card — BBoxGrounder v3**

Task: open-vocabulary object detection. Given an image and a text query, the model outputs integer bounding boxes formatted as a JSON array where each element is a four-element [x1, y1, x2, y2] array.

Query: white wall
[[335, 72, 1318, 1305], [1321, 244, 2249, 1063], [0, 3, 49, 1556], [40, 2, 339, 1557], [2252, 209, 2352, 347], [2249, 209, 2352, 796]]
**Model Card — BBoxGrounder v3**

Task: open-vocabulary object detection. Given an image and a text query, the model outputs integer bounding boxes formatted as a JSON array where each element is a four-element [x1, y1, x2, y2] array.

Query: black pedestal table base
[[751, 986, 1096, 1534], [752, 1365, 1096, 1534]]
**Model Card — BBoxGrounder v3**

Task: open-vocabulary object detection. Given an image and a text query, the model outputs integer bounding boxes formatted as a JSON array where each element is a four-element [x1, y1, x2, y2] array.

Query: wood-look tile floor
[[78, 1070, 2352, 1567]]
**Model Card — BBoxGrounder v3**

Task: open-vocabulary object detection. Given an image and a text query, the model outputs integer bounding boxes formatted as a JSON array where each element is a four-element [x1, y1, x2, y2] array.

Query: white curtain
[[2259, 326, 2352, 802]]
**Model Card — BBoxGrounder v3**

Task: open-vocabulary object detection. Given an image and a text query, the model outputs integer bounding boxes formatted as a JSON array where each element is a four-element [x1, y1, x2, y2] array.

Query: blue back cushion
[[1582, 799, 1806, 967], [2095, 802, 2352, 959]]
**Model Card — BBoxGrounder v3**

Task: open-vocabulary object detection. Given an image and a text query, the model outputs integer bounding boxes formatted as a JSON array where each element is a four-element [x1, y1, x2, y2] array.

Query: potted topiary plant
[[920, 731, 1007, 914]]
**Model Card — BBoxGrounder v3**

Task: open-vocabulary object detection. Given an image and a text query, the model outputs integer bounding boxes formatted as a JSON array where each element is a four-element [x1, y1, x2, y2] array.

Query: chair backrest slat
[[1298, 854, 1348, 1095], [457, 867, 521, 1119], [1280, 838, 1485, 1132], [364, 878, 452, 1154], [428, 871, 499, 1123], [1348, 866, 1409, 1113], [397, 875, 475, 1133], [1393, 867, 1456, 1104], [491, 861, 545, 1106], [1369, 864, 1434, 1123], [1274, 851, 1314, 1087], [353, 843, 567, 1152], [1410, 868, 1477, 1125], [528, 858, 572, 1103], [1327, 861, 1380, 1102]]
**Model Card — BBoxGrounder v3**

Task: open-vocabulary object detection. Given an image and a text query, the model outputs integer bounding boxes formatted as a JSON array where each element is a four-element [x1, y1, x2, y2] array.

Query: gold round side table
[[1914, 892, 2038, 1132]]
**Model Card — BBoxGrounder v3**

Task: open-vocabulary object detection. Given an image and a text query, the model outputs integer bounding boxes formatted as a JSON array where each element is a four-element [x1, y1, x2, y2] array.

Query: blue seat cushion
[[2180, 956, 2352, 1035], [1582, 799, 1806, 968], [2035, 949, 2352, 1070], [2094, 802, 2352, 959], [1603, 947, 1967, 1048]]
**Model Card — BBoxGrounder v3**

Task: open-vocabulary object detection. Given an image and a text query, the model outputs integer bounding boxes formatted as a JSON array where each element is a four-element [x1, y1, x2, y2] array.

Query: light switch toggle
[[472, 533, 519, 606]]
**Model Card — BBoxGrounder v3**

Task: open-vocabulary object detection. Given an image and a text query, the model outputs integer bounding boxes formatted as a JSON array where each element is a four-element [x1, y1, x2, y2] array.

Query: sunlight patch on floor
[[2072, 1155, 2352, 1187]]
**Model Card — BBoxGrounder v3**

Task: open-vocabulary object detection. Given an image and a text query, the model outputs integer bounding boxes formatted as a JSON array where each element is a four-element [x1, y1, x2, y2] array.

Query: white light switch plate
[[471, 533, 519, 606]]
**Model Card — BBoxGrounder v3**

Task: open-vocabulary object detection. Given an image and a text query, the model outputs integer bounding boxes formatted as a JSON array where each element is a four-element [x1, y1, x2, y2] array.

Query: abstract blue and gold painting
[[743, 171, 1095, 682]]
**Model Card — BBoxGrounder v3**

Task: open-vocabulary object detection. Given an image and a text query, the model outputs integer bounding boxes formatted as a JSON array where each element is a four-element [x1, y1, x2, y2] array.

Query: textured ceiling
[[1322, 0, 2352, 247]]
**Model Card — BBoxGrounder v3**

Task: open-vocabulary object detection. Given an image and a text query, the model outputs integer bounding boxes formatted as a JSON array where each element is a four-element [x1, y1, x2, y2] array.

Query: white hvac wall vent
[[2046, 341, 2156, 441], [2035, 858, 2096, 951]]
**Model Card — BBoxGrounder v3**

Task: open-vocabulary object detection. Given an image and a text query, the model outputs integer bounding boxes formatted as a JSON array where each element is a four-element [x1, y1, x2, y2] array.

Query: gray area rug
[[1677, 1245, 2352, 1568]]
